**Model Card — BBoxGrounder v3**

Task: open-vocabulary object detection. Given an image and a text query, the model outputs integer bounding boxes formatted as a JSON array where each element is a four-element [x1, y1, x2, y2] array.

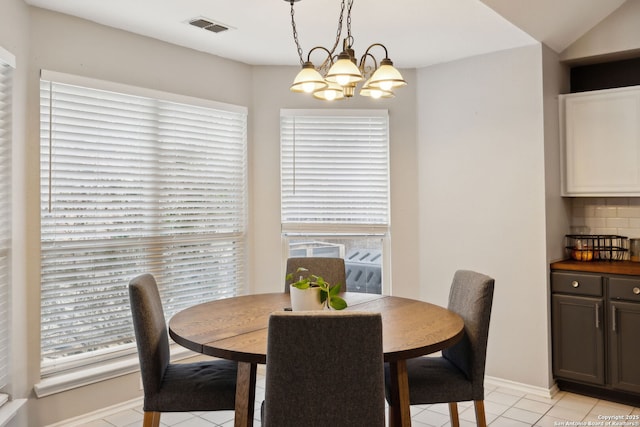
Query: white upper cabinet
[[560, 86, 640, 196]]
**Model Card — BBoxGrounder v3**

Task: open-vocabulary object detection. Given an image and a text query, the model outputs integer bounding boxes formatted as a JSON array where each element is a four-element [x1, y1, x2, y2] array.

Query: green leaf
[[330, 296, 347, 310], [329, 283, 341, 296], [291, 279, 311, 289], [319, 289, 328, 303]]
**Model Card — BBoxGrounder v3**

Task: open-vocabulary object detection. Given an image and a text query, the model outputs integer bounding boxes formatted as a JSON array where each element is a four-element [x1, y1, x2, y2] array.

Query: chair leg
[[474, 400, 487, 427], [143, 411, 161, 427], [448, 402, 460, 427]]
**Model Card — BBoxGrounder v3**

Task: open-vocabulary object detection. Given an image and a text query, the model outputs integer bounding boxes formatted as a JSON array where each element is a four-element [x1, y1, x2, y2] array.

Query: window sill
[[34, 346, 196, 398], [0, 398, 27, 427]]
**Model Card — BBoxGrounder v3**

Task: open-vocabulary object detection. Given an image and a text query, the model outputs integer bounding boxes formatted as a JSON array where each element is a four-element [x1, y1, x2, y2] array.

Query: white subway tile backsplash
[[618, 206, 640, 217], [573, 205, 592, 218], [606, 217, 629, 228], [571, 197, 640, 238], [594, 206, 618, 218], [571, 217, 587, 228], [584, 217, 607, 229], [620, 228, 640, 239]]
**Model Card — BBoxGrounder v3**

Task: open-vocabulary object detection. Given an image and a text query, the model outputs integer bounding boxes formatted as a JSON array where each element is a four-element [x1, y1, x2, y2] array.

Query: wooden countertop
[[551, 259, 640, 276]]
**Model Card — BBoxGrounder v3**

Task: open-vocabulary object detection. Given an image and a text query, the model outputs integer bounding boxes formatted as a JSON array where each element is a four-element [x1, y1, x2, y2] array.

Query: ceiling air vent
[[189, 18, 229, 33]]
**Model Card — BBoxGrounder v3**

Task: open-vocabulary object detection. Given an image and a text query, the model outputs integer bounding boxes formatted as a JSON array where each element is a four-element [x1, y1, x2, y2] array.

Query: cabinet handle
[[612, 305, 617, 333], [595, 303, 600, 328], [633, 287, 640, 295], [571, 280, 579, 288]]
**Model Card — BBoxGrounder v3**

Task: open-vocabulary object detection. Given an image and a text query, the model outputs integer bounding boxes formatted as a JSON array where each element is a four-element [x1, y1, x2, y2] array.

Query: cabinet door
[[561, 86, 640, 196], [552, 294, 605, 385], [609, 300, 640, 394]]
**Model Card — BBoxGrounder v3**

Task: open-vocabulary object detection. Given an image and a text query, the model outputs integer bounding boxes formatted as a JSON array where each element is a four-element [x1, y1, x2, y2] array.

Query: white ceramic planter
[[289, 285, 324, 311]]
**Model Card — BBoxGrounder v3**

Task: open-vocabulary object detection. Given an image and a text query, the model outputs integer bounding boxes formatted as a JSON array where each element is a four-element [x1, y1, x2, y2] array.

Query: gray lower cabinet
[[551, 272, 605, 385], [551, 271, 640, 399], [608, 278, 640, 394]]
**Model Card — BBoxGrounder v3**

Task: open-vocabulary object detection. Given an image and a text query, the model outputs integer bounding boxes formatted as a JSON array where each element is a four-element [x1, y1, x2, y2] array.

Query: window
[[0, 48, 14, 397], [280, 109, 390, 294], [39, 71, 247, 380]]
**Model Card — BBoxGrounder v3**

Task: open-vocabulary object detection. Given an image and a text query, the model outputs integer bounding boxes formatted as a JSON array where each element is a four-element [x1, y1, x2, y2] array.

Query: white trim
[[0, 398, 26, 427], [280, 108, 388, 118], [45, 396, 143, 427], [0, 46, 15, 68], [40, 69, 247, 114], [485, 375, 560, 399], [34, 345, 197, 398], [34, 354, 141, 398], [282, 223, 389, 235]]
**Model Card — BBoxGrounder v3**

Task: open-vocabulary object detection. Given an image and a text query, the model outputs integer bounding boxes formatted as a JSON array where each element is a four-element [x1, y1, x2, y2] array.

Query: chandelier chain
[[331, 0, 347, 56], [319, 0, 347, 70], [289, 0, 347, 68], [346, 0, 353, 41], [289, 2, 305, 66]]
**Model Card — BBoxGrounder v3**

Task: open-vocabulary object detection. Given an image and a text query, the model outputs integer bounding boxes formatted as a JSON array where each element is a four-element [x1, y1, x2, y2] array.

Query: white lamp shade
[[367, 60, 407, 91], [312, 81, 345, 101], [360, 80, 394, 99], [290, 63, 328, 93], [359, 78, 394, 99], [325, 55, 363, 86]]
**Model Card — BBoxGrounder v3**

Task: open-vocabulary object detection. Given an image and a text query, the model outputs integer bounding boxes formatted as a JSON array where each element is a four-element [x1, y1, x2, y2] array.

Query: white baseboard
[[49, 376, 558, 426], [0, 399, 27, 427], [486, 375, 559, 399], [45, 396, 143, 427]]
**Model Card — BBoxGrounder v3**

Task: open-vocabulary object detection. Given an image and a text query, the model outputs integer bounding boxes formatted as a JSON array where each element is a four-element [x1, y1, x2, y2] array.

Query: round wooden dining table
[[169, 292, 464, 427]]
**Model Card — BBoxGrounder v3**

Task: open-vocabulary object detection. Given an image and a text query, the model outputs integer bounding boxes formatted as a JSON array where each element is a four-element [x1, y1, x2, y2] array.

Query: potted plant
[[287, 267, 348, 310]]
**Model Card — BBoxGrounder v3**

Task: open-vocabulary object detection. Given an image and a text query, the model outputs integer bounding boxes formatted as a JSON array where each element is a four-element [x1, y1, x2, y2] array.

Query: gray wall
[[416, 44, 556, 390]]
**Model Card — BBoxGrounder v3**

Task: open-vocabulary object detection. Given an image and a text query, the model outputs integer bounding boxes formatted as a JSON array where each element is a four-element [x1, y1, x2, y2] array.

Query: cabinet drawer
[[552, 272, 603, 296], [609, 277, 640, 302]]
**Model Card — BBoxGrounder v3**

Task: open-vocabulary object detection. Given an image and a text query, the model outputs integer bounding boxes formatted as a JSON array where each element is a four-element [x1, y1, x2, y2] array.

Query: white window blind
[[0, 55, 14, 392], [39, 75, 247, 376], [280, 109, 390, 230], [280, 110, 390, 295]]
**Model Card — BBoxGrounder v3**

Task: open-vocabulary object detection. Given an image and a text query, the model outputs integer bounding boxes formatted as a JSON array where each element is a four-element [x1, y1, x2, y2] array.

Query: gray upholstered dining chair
[[262, 311, 385, 427], [284, 256, 347, 293], [129, 273, 238, 427], [385, 269, 495, 427]]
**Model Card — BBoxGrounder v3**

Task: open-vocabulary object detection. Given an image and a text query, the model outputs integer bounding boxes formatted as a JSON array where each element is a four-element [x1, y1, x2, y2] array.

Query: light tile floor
[[77, 367, 640, 427]]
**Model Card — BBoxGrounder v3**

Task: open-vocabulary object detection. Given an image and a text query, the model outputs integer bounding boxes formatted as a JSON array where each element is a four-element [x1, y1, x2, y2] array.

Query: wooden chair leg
[[474, 400, 487, 427], [143, 411, 161, 427], [448, 402, 460, 427]]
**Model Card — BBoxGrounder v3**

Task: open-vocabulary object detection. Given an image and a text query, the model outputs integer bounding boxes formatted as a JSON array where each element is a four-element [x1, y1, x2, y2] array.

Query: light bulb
[[380, 81, 393, 91], [336, 75, 350, 86], [370, 89, 383, 99], [325, 90, 337, 101], [302, 82, 316, 93]]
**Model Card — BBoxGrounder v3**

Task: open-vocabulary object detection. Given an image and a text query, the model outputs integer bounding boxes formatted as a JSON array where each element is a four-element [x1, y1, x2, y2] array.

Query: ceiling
[[23, 0, 627, 68]]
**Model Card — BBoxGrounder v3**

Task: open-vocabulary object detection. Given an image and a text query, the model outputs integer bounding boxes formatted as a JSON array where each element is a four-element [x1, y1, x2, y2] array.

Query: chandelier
[[285, 0, 407, 101]]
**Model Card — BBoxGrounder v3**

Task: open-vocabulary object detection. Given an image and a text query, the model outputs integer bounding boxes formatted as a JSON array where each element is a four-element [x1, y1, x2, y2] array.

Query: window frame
[[0, 44, 27, 420], [0, 46, 14, 397], [279, 109, 391, 294], [36, 71, 248, 395]]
